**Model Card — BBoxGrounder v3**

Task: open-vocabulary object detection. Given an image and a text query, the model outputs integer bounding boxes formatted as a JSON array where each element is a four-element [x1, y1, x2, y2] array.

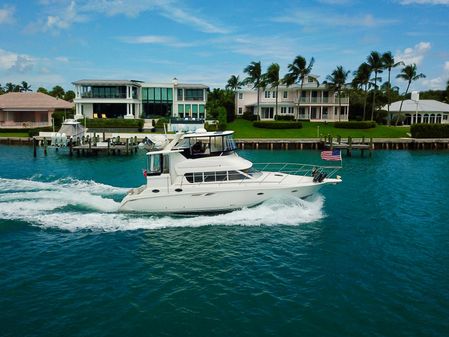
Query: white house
[[236, 77, 349, 121], [384, 99, 449, 125], [73, 79, 208, 120]]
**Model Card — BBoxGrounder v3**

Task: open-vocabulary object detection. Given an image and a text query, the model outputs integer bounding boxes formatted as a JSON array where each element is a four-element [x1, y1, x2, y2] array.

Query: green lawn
[[228, 119, 410, 139], [0, 132, 29, 138]]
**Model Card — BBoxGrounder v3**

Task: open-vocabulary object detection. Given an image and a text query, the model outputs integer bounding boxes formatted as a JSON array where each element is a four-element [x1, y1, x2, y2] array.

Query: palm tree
[[395, 64, 426, 125], [5, 82, 15, 93], [226, 75, 242, 92], [21, 81, 32, 92], [324, 66, 350, 122], [382, 52, 404, 125], [226, 75, 243, 117], [283, 55, 316, 120], [243, 61, 262, 119], [366, 51, 383, 121], [352, 62, 372, 121], [264, 63, 280, 119], [445, 79, 449, 103]]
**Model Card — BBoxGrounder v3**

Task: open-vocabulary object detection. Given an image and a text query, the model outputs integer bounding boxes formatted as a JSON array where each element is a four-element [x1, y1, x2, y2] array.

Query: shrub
[[253, 121, 302, 129], [82, 118, 144, 130], [242, 111, 257, 121], [334, 121, 376, 129], [154, 118, 169, 129], [411, 124, 449, 138], [274, 115, 295, 121]]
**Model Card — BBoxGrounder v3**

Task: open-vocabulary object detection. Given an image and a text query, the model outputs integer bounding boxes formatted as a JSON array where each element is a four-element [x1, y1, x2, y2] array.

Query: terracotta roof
[[0, 92, 74, 110]]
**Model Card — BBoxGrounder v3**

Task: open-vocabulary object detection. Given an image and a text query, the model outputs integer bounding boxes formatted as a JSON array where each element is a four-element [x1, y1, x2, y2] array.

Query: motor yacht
[[119, 130, 342, 213]]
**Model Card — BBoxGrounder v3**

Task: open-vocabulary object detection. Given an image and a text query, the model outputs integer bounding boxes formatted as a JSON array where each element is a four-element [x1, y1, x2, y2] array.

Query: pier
[[31, 134, 139, 157], [234, 137, 449, 154]]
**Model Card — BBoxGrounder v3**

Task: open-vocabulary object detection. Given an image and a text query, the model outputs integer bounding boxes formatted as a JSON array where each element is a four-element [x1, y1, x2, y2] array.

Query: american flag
[[321, 149, 341, 161]]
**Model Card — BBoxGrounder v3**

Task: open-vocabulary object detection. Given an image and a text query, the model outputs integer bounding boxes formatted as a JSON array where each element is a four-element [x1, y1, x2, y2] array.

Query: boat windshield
[[177, 134, 237, 158]]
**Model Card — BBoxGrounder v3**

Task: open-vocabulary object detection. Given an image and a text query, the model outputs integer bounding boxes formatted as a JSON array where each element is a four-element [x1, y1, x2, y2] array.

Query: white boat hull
[[119, 177, 340, 213]]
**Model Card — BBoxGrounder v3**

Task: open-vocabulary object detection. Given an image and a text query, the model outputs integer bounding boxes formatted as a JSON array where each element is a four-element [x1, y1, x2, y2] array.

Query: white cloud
[[274, 10, 397, 28], [55, 56, 69, 63], [0, 49, 35, 73], [395, 42, 431, 65], [421, 77, 443, 89], [0, 5, 15, 24], [118, 35, 196, 48], [32, 0, 228, 34], [399, 0, 449, 5]]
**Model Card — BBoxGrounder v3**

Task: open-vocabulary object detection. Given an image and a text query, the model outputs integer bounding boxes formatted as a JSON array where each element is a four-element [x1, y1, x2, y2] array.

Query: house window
[[281, 107, 287, 114], [288, 107, 294, 114], [177, 88, 183, 101], [238, 93, 243, 99], [273, 91, 277, 98], [443, 115, 448, 120], [238, 107, 243, 114], [308, 77, 314, 83], [283, 91, 288, 98], [264, 91, 270, 98]]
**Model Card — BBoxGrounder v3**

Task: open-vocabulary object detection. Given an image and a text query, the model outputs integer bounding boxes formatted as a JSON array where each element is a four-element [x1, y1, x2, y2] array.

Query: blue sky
[[1, 0, 448, 92]]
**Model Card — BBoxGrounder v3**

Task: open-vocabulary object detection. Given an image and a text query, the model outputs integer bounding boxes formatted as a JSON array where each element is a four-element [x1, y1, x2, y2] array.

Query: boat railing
[[252, 162, 341, 183]]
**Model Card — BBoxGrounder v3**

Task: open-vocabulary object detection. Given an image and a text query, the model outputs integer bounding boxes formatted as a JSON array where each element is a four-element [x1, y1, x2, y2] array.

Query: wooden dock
[[31, 134, 139, 157]]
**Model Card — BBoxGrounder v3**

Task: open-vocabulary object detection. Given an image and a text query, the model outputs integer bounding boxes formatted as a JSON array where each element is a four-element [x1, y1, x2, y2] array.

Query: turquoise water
[[1, 145, 449, 337]]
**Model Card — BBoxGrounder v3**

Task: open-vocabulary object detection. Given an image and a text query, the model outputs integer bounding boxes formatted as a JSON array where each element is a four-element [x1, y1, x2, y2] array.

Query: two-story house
[[73, 79, 208, 120], [236, 77, 349, 121]]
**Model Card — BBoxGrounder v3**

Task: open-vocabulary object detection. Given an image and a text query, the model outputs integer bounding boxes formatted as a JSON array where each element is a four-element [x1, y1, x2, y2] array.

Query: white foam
[[0, 177, 325, 232]]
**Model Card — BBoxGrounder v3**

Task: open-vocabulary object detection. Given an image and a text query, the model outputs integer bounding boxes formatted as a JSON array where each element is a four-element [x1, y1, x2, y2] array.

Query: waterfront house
[[73, 79, 208, 121], [384, 99, 449, 125], [0, 92, 73, 129], [236, 77, 349, 121]]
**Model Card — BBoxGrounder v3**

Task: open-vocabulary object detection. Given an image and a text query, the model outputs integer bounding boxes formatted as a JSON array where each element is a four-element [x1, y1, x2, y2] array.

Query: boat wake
[[0, 177, 325, 232]]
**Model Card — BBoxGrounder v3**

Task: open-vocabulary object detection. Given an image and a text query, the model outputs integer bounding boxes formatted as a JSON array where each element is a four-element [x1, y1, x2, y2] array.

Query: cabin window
[[185, 173, 194, 183], [147, 154, 162, 176], [204, 172, 216, 182], [193, 172, 203, 183], [216, 171, 227, 182], [228, 171, 250, 181]]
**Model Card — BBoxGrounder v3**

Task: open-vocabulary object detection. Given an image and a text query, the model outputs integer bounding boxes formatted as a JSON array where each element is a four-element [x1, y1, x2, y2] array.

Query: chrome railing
[[253, 162, 341, 180]]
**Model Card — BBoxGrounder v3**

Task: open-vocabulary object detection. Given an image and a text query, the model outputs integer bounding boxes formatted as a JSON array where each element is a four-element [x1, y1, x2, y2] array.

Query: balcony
[[80, 92, 138, 99], [299, 97, 349, 104]]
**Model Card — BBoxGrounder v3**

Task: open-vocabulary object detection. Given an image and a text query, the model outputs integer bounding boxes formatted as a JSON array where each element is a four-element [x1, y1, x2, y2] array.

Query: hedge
[[0, 127, 53, 137], [241, 111, 257, 121], [253, 121, 302, 129], [274, 115, 295, 121], [334, 121, 376, 129], [411, 124, 449, 138], [80, 118, 144, 130]]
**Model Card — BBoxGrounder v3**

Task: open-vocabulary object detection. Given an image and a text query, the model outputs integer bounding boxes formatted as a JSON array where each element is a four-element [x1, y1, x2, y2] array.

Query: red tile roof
[[0, 92, 74, 110]]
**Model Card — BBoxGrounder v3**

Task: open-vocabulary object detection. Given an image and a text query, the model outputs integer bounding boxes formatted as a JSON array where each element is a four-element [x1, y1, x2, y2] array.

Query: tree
[[352, 62, 372, 121], [49, 85, 65, 99], [243, 61, 262, 120], [225, 75, 242, 92], [226, 75, 242, 118], [0, 84, 4, 95], [37, 87, 49, 94], [283, 55, 316, 120], [382, 51, 404, 125], [205, 88, 235, 123], [395, 64, 426, 125], [366, 51, 383, 121], [64, 90, 76, 102], [325, 66, 350, 122], [5, 82, 15, 93], [263, 63, 281, 118], [21, 81, 32, 92]]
